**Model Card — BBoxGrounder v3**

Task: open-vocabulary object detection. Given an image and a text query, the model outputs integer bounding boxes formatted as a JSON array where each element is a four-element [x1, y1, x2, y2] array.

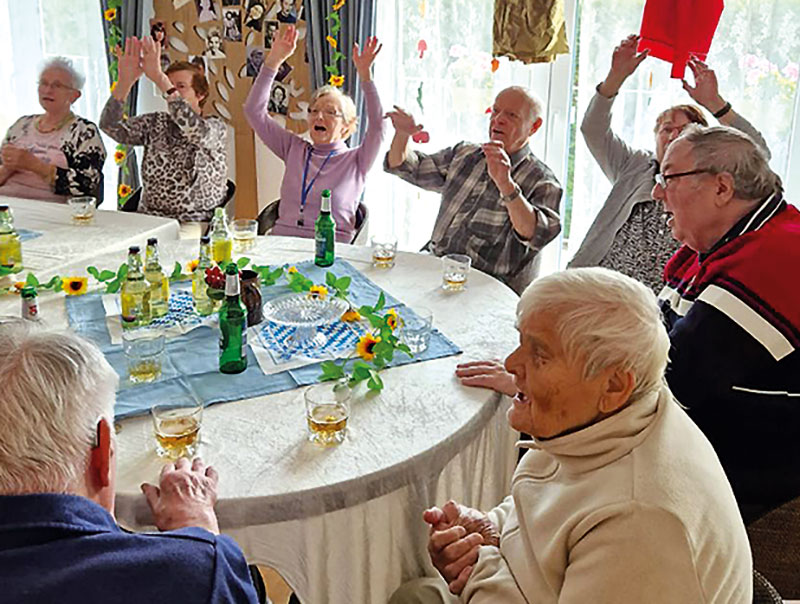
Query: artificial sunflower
[[332, 0, 346, 10], [104, 8, 117, 21], [326, 35, 337, 49], [187, 259, 199, 273], [118, 183, 132, 198], [287, 266, 298, 274], [385, 308, 400, 331], [110, 81, 118, 93], [62, 277, 88, 296], [328, 74, 345, 87], [113, 149, 126, 165], [13, 281, 25, 292], [341, 308, 361, 322], [308, 285, 328, 300], [356, 333, 380, 361]]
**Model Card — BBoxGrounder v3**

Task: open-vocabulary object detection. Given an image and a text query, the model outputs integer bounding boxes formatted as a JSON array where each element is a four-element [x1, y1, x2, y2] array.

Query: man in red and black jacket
[[654, 124, 800, 523]]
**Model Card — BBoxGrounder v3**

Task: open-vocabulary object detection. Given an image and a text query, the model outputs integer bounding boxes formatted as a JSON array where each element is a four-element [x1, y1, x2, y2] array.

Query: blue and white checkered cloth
[[149, 291, 206, 329], [259, 319, 366, 362]]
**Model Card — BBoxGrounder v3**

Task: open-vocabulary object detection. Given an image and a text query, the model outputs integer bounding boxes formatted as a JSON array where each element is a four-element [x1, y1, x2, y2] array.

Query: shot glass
[[441, 254, 471, 291], [151, 403, 203, 459], [304, 382, 351, 446], [399, 307, 433, 354], [232, 218, 258, 253], [122, 327, 165, 384], [371, 236, 398, 268], [68, 196, 96, 225]]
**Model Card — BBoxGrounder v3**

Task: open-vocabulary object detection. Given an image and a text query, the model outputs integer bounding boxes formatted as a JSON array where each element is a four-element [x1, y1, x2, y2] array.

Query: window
[[0, 0, 116, 205]]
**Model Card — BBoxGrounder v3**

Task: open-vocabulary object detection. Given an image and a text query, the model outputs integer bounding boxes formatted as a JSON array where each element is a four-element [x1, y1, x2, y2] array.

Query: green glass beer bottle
[[219, 263, 247, 374], [314, 189, 335, 267]]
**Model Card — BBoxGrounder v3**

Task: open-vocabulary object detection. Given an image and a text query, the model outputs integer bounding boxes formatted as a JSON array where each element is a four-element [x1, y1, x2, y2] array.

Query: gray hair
[[40, 56, 85, 90], [678, 124, 782, 200], [0, 322, 118, 495], [311, 85, 358, 128], [499, 86, 543, 123], [517, 268, 670, 404]]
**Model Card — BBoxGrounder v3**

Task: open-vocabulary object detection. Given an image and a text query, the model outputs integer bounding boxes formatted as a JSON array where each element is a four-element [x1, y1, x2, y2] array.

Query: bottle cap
[[129, 246, 140, 254], [147, 237, 158, 246], [0, 205, 8, 212], [200, 235, 210, 244], [21, 286, 36, 298], [321, 189, 331, 197]]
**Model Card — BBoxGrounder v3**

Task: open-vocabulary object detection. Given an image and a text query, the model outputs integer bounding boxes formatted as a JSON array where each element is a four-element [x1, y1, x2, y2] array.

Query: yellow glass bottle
[[144, 238, 170, 318], [120, 246, 151, 329], [210, 207, 232, 264], [0, 205, 23, 268], [192, 236, 219, 316]]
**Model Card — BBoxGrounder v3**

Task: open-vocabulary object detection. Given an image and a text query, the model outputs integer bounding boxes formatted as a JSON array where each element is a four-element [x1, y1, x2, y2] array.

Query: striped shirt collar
[[508, 144, 532, 167], [700, 191, 785, 262]]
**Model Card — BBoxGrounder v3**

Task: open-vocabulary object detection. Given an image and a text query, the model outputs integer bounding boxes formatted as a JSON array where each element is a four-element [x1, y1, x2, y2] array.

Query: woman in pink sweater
[[244, 25, 385, 242]]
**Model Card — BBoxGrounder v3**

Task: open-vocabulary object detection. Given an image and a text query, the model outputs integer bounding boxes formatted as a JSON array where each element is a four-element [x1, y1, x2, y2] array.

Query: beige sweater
[[461, 386, 752, 603]]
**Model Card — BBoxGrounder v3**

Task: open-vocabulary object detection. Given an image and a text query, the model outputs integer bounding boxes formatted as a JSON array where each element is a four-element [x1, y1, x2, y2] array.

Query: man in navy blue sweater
[[0, 321, 261, 603]]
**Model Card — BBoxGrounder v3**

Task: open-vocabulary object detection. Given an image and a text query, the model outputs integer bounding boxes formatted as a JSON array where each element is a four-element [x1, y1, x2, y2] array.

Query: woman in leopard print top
[[0, 57, 106, 203], [100, 36, 227, 224]]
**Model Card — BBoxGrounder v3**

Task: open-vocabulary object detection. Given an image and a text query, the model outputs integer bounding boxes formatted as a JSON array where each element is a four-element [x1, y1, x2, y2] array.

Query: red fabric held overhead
[[637, 0, 724, 78]]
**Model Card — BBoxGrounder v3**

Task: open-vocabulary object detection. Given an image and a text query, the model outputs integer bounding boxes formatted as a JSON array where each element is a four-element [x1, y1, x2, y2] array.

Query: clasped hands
[[116, 36, 169, 91], [425, 500, 500, 595]]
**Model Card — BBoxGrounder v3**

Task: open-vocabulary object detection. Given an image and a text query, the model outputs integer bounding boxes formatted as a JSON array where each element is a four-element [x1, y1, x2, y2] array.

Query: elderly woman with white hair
[[392, 267, 752, 603], [0, 57, 106, 202], [244, 25, 384, 242]]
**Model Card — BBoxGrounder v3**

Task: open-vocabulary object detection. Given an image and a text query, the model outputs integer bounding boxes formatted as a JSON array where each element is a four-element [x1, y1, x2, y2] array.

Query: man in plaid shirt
[[384, 87, 562, 293]]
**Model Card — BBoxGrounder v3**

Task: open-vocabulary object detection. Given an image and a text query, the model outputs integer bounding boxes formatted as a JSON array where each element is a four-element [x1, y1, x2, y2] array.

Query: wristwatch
[[499, 183, 522, 206]]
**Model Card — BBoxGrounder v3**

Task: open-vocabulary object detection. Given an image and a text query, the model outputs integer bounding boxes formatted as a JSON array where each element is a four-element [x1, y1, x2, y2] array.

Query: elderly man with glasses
[[0, 322, 263, 603], [568, 35, 770, 292], [653, 124, 800, 523]]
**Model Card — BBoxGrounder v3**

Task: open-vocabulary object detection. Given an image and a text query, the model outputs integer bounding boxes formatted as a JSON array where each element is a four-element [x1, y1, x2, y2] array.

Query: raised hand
[[140, 36, 164, 83], [456, 359, 517, 397], [141, 457, 221, 535], [599, 35, 649, 97], [481, 141, 514, 195], [117, 37, 144, 87], [609, 34, 649, 80], [352, 36, 382, 82], [385, 105, 423, 138], [682, 57, 726, 114], [266, 24, 297, 69]]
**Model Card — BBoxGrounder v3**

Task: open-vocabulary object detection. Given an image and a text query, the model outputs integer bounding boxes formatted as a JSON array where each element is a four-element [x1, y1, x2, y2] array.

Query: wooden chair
[[257, 198, 368, 244]]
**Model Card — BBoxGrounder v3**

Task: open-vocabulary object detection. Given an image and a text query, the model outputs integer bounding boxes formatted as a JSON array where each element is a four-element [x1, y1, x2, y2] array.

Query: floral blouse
[[100, 97, 227, 223], [0, 115, 106, 202]]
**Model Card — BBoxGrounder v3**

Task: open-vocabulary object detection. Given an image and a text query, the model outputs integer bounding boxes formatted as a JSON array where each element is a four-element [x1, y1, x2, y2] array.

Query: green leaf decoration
[[42, 275, 62, 290], [319, 361, 346, 382], [87, 266, 101, 280], [331, 50, 345, 63], [169, 261, 182, 281], [367, 369, 384, 391], [98, 269, 116, 281], [324, 65, 340, 75], [397, 342, 412, 356], [0, 265, 22, 277], [375, 291, 386, 311], [236, 257, 251, 269], [325, 272, 337, 287], [105, 278, 122, 294], [25, 273, 39, 287], [116, 263, 128, 279]]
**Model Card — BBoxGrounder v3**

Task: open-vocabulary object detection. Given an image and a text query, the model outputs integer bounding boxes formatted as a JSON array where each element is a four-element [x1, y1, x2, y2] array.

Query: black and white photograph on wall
[[268, 82, 289, 115], [274, 60, 293, 83], [275, 0, 297, 24], [223, 9, 242, 42], [221, 0, 239, 5], [246, 45, 265, 77], [264, 20, 280, 49], [150, 20, 171, 71], [244, 0, 266, 32], [204, 28, 226, 59], [195, 0, 218, 22]]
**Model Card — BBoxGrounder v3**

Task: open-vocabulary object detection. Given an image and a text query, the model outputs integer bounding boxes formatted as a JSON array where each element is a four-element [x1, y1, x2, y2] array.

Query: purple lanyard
[[299, 147, 335, 222]]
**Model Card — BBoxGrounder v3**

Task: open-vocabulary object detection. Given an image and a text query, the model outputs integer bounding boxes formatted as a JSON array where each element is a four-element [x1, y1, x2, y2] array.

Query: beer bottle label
[[315, 234, 327, 259]]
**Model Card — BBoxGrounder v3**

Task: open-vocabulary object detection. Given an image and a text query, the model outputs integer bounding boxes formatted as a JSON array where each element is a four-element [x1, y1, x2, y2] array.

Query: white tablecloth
[[0, 237, 520, 604], [1, 196, 180, 277]]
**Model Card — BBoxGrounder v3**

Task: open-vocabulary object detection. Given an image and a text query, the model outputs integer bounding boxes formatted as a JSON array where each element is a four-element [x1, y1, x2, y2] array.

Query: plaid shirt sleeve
[[518, 177, 563, 252], [382, 144, 461, 194]]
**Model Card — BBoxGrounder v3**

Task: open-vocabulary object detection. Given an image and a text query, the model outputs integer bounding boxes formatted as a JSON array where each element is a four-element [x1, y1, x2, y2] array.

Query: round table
[[3, 236, 520, 604]]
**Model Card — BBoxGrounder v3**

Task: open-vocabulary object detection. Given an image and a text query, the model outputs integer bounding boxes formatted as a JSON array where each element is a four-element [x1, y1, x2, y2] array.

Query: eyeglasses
[[38, 79, 75, 92], [309, 108, 343, 119], [654, 169, 712, 189]]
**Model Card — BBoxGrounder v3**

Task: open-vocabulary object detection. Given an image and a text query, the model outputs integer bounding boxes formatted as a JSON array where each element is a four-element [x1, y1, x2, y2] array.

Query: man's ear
[[529, 117, 544, 136], [713, 172, 736, 207], [90, 418, 112, 488]]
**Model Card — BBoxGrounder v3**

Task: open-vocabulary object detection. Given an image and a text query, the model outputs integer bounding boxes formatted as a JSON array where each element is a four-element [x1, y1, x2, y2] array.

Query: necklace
[[36, 111, 75, 134]]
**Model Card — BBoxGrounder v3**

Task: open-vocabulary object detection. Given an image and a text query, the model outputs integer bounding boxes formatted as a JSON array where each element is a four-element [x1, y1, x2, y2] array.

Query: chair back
[[748, 495, 800, 598], [257, 199, 281, 235], [352, 201, 369, 245], [753, 569, 783, 604]]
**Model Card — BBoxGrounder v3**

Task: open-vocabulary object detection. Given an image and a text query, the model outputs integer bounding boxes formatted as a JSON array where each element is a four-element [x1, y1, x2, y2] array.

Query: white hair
[[311, 85, 358, 128], [517, 267, 670, 403], [40, 56, 85, 90], [0, 321, 117, 495], [499, 86, 543, 123]]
